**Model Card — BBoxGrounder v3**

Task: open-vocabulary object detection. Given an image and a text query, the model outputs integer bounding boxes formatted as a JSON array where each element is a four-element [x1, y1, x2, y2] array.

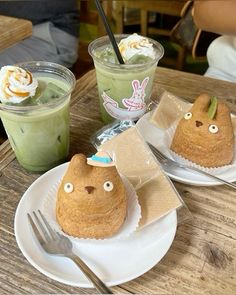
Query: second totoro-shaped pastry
[[56, 152, 127, 239], [171, 94, 235, 168]]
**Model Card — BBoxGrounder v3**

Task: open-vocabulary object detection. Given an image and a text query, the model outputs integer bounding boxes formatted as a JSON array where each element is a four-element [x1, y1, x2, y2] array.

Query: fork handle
[[179, 164, 236, 189], [68, 254, 113, 294]]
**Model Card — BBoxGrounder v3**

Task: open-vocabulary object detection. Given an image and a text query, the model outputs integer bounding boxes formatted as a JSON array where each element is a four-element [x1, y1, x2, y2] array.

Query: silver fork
[[147, 142, 236, 189], [27, 210, 113, 294]]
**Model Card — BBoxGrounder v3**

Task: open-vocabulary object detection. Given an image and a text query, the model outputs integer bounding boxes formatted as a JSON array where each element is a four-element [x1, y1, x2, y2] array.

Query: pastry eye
[[64, 182, 74, 193], [103, 181, 114, 192], [209, 124, 219, 133], [184, 112, 192, 120]]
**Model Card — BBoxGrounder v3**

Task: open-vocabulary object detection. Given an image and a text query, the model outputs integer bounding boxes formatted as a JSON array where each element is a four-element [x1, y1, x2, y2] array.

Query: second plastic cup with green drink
[[0, 61, 75, 172], [88, 34, 164, 123]]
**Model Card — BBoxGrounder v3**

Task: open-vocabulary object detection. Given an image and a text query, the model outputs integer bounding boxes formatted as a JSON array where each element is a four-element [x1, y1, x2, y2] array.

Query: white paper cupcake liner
[[42, 176, 141, 242]]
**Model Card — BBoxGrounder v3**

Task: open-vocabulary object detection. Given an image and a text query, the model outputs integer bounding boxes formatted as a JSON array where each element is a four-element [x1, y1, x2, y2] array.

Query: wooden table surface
[[0, 15, 32, 53], [0, 67, 236, 295]]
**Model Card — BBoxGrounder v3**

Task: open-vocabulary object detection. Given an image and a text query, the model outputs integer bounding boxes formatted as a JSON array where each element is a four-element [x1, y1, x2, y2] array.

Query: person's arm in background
[[193, 0, 236, 35]]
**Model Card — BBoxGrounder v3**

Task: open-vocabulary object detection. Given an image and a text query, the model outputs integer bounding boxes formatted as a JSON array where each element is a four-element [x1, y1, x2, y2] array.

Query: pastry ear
[[191, 94, 211, 113], [70, 154, 87, 166], [215, 102, 231, 122], [69, 154, 91, 176]]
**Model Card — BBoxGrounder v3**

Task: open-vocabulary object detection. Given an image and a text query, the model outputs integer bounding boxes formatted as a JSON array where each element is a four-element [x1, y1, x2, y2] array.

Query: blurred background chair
[[111, 0, 187, 70], [73, 0, 209, 78], [73, 0, 114, 77]]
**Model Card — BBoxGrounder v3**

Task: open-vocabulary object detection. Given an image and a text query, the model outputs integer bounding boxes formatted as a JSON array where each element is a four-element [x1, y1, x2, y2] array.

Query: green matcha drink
[[88, 34, 164, 123], [0, 62, 75, 172]]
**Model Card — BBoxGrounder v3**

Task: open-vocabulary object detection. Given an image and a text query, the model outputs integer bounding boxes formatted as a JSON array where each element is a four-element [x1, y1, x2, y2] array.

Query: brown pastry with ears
[[56, 151, 127, 239], [171, 94, 234, 167]]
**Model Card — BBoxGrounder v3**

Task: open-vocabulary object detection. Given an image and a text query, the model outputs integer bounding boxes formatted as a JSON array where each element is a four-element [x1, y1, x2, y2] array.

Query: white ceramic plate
[[14, 163, 177, 288], [136, 112, 236, 186]]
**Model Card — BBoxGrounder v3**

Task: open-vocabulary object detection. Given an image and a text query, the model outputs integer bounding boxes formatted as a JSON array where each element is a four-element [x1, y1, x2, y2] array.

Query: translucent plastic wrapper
[[91, 120, 192, 227], [92, 120, 136, 147]]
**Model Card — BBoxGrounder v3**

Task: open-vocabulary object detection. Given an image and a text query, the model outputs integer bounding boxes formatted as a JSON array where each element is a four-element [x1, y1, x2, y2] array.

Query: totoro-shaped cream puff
[[56, 151, 127, 239], [171, 94, 235, 168]]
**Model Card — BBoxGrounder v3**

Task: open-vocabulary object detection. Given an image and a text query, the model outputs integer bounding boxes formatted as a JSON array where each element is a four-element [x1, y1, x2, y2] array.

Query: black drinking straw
[[94, 0, 125, 64]]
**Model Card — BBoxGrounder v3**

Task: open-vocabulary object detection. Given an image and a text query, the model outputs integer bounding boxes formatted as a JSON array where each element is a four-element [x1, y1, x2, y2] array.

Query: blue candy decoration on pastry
[[87, 151, 115, 167]]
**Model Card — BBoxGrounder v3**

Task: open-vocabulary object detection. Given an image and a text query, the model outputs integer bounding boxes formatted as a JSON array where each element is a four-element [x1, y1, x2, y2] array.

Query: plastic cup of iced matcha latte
[[88, 34, 164, 123], [0, 61, 75, 172]]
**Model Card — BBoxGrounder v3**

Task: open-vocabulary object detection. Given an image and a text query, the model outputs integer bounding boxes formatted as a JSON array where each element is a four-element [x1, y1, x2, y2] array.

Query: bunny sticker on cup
[[123, 77, 149, 111], [102, 77, 150, 121]]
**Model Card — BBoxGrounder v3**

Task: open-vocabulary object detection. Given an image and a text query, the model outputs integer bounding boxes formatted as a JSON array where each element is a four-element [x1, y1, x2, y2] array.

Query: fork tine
[[38, 210, 58, 240], [155, 148, 167, 160], [27, 213, 46, 245], [33, 211, 51, 242], [147, 143, 166, 161]]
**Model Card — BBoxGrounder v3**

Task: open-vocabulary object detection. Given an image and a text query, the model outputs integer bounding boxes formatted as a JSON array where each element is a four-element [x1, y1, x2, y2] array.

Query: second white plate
[[136, 112, 236, 186]]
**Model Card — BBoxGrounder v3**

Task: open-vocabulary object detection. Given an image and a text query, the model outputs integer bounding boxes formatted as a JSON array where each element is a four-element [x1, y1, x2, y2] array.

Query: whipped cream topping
[[118, 33, 155, 62], [0, 66, 38, 104]]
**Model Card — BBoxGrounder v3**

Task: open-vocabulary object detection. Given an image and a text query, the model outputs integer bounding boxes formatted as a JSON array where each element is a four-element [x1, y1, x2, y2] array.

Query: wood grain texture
[[0, 15, 32, 52], [0, 68, 235, 294], [0, 140, 14, 171]]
